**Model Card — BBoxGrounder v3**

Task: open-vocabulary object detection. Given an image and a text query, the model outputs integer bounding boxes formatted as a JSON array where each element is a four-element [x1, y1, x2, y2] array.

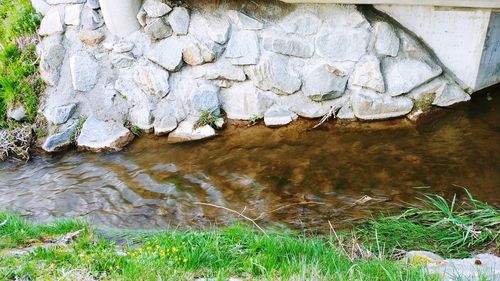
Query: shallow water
[[1, 90, 499, 232]]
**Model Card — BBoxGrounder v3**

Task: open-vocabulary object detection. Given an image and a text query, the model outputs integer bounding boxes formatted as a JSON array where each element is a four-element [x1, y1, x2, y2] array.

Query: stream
[[1, 90, 499, 232]]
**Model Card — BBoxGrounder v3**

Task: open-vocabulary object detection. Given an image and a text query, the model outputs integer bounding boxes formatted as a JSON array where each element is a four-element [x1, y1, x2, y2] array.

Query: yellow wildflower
[[183, 258, 188, 263]]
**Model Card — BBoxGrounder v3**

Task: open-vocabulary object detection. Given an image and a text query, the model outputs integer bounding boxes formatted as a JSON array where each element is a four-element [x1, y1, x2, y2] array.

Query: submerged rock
[[42, 120, 78, 153], [77, 116, 134, 152]]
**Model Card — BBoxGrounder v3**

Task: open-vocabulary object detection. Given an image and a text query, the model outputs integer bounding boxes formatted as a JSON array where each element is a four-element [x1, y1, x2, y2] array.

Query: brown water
[[1, 90, 499, 232]]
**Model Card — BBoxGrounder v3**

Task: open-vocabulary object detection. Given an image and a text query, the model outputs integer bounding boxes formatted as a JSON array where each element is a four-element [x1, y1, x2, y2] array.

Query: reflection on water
[[1, 90, 499, 232]]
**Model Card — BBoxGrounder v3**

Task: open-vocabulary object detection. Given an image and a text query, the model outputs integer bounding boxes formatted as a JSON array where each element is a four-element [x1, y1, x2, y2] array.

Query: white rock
[[264, 105, 298, 127], [40, 43, 65, 86], [374, 22, 400, 57], [433, 83, 471, 107], [77, 116, 134, 152], [303, 63, 348, 101], [227, 10, 263, 30], [147, 37, 184, 71], [142, 0, 172, 18], [30, 0, 49, 15], [191, 84, 221, 114], [45, 103, 77, 125], [278, 91, 350, 119], [220, 81, 274, 120], [137, 8, 147, 27], [168, 116, 216, 143], [86, 0, 99, 9], [189, 13, 231, 45], [113, 41, 134, 53], [315, 26, 369, 61], [199, 59, 246, 82], [133, 63, 170, 98], [426, 253, 500, 281], [7, 105, 27, 121], [263, 36, 314, 58], [153, 101, 181, 136], [383, 58, 442, 96], [64, 4, 83, 26], [39, 8, 64, 36], [79, 29, 105, 46], [46, 0, 85, 3], [81, 7, 104, 30], [279, 13, 322, 36], [351, 55, 385, 93], [247, 53, 301, 95], [144, 18, 172, 40], [225, 30, 260, 65], [351, 89, 414, 120], [69, 52, 98, 92], [168, 7, 190, 35], [182, 39, 217, 66], [111, 53, 135, 69], [337, 103, 356, 120], [129, 103, 154, 131]]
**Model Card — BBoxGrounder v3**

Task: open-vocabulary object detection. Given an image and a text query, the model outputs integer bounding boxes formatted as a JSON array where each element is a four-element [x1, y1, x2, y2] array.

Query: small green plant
[[248, 115, 261, 125], [70, 117, 87, 143], [195, 110, 220, 129], [132, 125, 142, 137], [34, 127, 47, 138]]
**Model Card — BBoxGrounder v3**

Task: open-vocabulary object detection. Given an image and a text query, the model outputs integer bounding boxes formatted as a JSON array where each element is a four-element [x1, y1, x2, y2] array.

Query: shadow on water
[[1, 89, 499, 232]]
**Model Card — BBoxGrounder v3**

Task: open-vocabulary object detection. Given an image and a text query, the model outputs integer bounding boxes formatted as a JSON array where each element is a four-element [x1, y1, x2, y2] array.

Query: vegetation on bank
[[0, 0, 42, 127], [0, 193, 498, 280]]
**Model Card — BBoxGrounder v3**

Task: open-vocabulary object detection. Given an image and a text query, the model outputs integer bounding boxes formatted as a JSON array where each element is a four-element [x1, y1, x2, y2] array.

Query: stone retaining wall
[[33, 0, 472, 152]]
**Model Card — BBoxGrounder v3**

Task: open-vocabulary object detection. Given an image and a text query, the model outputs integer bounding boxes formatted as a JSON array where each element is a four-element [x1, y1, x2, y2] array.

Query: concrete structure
[[100, 0, 142, 37], [280, 0, 500, 91]]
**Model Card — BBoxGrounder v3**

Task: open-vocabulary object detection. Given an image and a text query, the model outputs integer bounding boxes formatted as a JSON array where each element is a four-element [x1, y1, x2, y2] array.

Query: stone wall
[[34, 0, 472, 152]]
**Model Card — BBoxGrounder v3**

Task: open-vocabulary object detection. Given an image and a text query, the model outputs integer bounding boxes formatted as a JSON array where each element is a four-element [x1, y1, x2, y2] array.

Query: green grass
[[0, 0, 42, 127], [0, 192, 497, 280], [196, 110, 221, 129], [0, 214, 434, 281], [357, 191, 499, 258]]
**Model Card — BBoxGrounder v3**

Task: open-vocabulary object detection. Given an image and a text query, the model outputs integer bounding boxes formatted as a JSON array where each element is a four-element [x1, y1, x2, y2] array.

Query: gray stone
[[247, 54, 301, 95], [133, 63, 170, 97], [81, 8, 104, 30], [153, 101, 180, 136], [189, 13, 231, 45], [351, 89, 414, 120], [303, 64, 348, 101], [86, 0, 99, 9], [168, 116, 216, 143], [144, 18, 172, 40], [113, 41, 135, 53], [137, 8, 147, 27], [143, 0, 172, 18], [383, 58, 442, 96], [433, 83, 471, 107], [40, 43, 65, 86], [64, 4, 83, 26], [351, 55, 385, 93], [168, 7, 190, 35], [129, 103, 154, 131], [79, 29, 105, 46], [69, 52, 98, 92], [111, 53, 135, 69], [225, 30, 260, 65], [263, 36, 314, 58], [220, 81, 274, 120], [280, 13, 322, 36], [278, 91, 350, 119], [7, 105, 27, 121], [39, 8, 64, 36], [264, 105, 298, 127], [147, 37, 184, 71], [42, 121, 78, 153], [315, 26, 369, 61], [374, 22, 400, 57], [46, 0, 85, 3], [46, 103, 77, 125], [30, 0, 49, 15], [200, 59, 246, 82], [77, 116, 134, 152], [182, 39, 217, 66], [227, 10, 263, 30], [337, 103, 356, 120], [426, 254, 500, 281], [192, 84, 220, 114]]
